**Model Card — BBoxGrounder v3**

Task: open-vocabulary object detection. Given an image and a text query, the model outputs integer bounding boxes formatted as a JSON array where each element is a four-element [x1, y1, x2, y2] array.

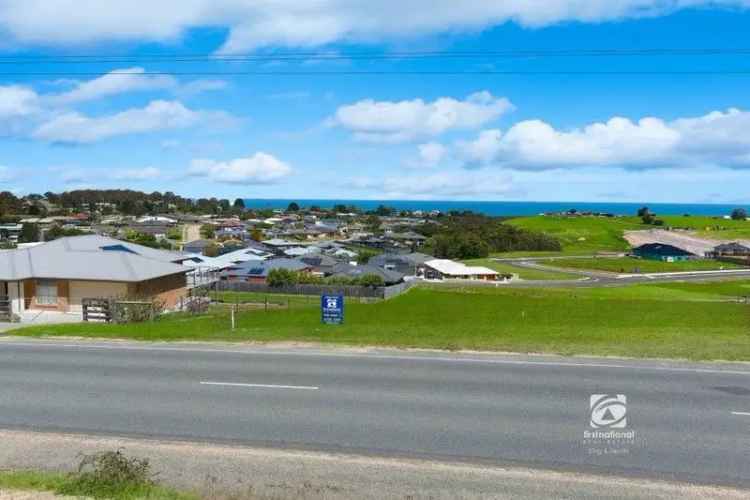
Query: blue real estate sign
[[321, 295, 344, 325]]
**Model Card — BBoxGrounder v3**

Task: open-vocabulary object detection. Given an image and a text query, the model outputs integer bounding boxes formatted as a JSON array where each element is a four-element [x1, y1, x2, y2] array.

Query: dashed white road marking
[[200, 381, 319, 390], [731, 411, 750, 416]]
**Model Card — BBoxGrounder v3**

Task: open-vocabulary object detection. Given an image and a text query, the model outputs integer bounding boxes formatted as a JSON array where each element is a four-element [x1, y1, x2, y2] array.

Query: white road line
[[200, 381, 319, 390], [4, 341, 750, 376], [731, 411, 750, 416]]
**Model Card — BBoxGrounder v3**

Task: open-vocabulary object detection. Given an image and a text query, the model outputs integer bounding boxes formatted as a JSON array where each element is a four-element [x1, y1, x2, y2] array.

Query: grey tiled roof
[[0, 235, 188, 282]]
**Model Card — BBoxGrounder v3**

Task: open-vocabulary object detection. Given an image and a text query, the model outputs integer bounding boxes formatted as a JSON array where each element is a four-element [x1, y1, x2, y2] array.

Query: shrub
[[357, 274, 385, 287], [58, 450, 153, 499], [267, 268, 299, 287]]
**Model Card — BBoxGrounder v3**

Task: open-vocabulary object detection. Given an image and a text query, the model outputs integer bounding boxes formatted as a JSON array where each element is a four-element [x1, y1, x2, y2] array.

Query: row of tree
[[267, 269, 385, 288], [418, 213, 562, 259]]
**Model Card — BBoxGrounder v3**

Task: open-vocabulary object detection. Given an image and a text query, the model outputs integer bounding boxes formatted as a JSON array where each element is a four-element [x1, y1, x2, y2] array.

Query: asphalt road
[[501, 259, 750, 288], [2, 340, 750, 487]]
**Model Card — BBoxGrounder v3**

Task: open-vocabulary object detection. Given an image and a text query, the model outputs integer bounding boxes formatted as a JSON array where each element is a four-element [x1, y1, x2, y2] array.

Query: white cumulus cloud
[[1, 1, 749, 52], [457, 108, 750, 170], [331, 91, 513, 143], [48, 67, 177, 105], [32, 100, 227, 144], [188, 152, 292, 185]]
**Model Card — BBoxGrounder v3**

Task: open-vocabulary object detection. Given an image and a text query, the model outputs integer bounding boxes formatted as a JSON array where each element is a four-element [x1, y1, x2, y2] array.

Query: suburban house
[[369, 252, 432, 276], [711, 242, 750, 257], [631, 243, 696, 262], [182, 239, 214, 254], [0, 235, 190, 318], [422, 259, 501, 281], [0, 223, 23, 244], [297, 254, 340, 276], [219, 258, 311, 283], [329, 263, 405, 285]]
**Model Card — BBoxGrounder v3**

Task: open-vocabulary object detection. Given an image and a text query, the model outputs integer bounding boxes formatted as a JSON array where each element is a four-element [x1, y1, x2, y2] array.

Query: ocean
[[243, 199, 747, 217]]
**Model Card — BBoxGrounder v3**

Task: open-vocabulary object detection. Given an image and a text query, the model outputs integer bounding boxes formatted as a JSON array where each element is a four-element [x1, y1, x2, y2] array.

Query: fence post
[[231, 304, 236, 330]]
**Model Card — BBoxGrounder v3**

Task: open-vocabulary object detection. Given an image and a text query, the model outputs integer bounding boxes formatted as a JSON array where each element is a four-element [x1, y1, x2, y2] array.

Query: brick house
[[0, 235, 190, 317]]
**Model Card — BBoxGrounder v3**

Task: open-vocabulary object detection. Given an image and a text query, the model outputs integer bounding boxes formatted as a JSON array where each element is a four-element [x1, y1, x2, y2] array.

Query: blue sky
[[1, 1, 750, 203]]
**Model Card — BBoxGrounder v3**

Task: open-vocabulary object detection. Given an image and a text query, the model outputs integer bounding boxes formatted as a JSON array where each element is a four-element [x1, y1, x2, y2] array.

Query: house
[[384, 231, 427, 248], [422, 259, 501, 281], [631, 243, 696, 262], [219, 258, 311, 283], [296, 254, 340, 276], [369, 252, 432, 276], [0, 223, 23, 244], [206, 246, 274, 270], [711, 242, 750, 257], [0, 235, 190, 317], [183, 239, 215, 255], [329, 263, 404, 285]]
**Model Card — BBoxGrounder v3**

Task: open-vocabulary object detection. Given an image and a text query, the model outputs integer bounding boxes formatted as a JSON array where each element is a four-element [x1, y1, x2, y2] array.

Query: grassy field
[[550, 256, 746, 274], [12, 281, 750, 361], [505, 215, 750, 256], [656, 215, 750, 240], [506, 215, 645, 253], [462, 258, 579, 280]]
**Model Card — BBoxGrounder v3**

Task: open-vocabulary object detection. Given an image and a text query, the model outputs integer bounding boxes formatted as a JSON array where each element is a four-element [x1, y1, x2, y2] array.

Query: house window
[[36, 279, 58, 305]]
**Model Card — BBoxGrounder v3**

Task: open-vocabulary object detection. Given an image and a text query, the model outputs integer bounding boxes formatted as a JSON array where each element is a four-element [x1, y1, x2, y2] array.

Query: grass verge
[[462, 258, 579, 280], [550, 257, 746, 274], [12, 281, 750, 361]]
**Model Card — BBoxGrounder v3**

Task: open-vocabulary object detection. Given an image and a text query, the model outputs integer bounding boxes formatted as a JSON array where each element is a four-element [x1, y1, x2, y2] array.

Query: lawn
[[12, 282, 750, 361], [462, 258, 579, 280], [550, 256, 746, 274], [506, 215, 646, 254]]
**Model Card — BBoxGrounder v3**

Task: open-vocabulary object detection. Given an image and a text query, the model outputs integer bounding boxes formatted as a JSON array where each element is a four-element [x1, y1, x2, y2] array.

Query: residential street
[[1, 340, 750, 488]]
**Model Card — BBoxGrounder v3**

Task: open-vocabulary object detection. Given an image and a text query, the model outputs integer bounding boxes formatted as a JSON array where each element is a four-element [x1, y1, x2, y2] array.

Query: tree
[[358, 274, 385, 287], [357, 248, 379, 264], [374, 204, 394, 216], [233, 198, 246, 210], [731, 208, 748, 221], [637, 206, 651, 217], [641, 213, 655, 225], [199, 224, 215, 239], [267, 268, 299, 287], [287, 202, 300, 212], [250, 228, 264, 242], [203, 243, 221, 257], [19, 223, 40, 243]]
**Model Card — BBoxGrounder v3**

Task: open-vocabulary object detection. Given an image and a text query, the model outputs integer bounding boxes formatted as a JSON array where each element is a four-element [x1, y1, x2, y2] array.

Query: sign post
[[321, 295, 344, 325]]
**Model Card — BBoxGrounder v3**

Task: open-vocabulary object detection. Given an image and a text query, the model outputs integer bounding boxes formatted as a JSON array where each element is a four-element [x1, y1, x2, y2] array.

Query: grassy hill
[[505, 214, 750, 255], [505, 215, 645, 253]]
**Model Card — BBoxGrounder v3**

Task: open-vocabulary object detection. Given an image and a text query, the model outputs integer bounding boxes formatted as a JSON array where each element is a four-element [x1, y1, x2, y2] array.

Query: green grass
[[505, 215, 750, 256], [656, 215, 750, 240], [506, 215, 645, 254], [209, 291, 322, 308], [462, 258, 579, 280], [0, 470, 197, 500], [12, 282, 750, 361], [550, 257, 746, 274]]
